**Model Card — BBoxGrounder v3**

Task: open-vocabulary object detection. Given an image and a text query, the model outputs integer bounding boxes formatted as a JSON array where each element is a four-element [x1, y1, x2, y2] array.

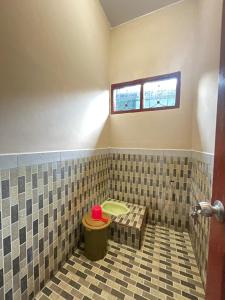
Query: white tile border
[[17, 152, 61, 168], [60, 148, 109, 161], [0, 148, 109, 170], [191, 150, 214, 164], [0, 147, 214, 170], [0, 154, 17, 170]]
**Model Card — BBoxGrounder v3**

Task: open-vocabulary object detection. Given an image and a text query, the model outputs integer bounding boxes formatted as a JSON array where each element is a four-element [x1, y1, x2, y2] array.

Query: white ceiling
[[100, 0, 182, 27]]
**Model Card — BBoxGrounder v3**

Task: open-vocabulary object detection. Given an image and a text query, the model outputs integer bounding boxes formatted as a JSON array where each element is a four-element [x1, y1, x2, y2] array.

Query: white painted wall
[[109, 0, 222, 153], [109, 0, 197, 149], [0, 0, 222, 154], [192, 0, 223, 154], [0, 0, 110, 153]]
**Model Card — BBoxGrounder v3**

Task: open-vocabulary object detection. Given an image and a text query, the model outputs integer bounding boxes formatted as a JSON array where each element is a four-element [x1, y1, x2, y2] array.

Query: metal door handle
[[191, 200, 225, 223]]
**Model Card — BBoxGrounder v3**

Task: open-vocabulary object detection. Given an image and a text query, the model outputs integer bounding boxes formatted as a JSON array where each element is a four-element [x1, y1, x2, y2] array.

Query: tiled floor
[[35, 225, 205, 300]]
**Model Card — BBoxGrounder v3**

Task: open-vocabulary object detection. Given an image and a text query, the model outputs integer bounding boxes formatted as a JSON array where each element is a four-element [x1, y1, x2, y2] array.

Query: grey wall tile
[[32, 174, 38, 189], [12, 257, 20, 276], [1, 180, 9, 199], [21, 275, 27, 293], [3, 236, 11, 256], [18, 176, 25, 194], [26, 199, 32, 216], [0, 269, 3, 288], [19, 227, 26, 245], [5, 288, 12, 300]]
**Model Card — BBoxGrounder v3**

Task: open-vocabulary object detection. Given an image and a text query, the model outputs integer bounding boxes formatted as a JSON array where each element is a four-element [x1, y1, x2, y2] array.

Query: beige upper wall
[[0, 0, 110, 154], [0, 0, 222, 154], [192, 0, 222, 154], [109, 0, 198, 149]]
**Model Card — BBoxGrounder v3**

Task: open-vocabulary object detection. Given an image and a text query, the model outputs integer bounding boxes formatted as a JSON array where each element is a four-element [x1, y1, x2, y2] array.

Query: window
[[111, 72, 181, 114]]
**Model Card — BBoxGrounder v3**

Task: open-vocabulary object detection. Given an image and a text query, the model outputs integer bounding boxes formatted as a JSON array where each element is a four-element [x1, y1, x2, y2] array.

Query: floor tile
[[35, 225, 205, 300]]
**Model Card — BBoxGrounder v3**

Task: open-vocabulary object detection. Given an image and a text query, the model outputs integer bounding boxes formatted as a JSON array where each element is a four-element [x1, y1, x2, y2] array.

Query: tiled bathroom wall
[[108, 148, 214, 288], [189, 152, 214, 288], [0, 150, 109, 300], [0, 148, 213, 298], [108, 149, 192, 232]]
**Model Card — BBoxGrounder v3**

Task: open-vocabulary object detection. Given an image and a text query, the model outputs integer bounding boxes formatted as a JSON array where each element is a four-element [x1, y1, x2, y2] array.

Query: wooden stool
[[82, 212, 111, 261]]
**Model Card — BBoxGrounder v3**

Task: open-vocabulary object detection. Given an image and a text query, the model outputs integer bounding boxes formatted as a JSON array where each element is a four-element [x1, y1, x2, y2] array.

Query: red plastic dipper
[[92, 205, 108, 223]]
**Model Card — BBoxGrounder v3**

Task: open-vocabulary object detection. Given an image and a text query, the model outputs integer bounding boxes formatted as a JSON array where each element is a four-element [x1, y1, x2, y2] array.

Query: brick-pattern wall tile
[[0, 149, 212, 297], [108, 153, 192, 232], [189, 156, 213, 288], [0, 153, 109, 299]]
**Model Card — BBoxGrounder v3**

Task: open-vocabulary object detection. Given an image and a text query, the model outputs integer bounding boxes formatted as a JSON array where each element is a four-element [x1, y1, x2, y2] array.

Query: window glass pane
[[113, 85, 141, 112], [143, 78, 177, 109]]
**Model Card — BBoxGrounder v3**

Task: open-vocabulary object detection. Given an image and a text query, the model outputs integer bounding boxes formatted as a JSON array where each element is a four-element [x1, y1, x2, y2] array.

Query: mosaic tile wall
[[0, 152, 109, 300], [0, 148, 213, 298], [108, 150, 192, 232], [189, 153, 214, 288], [108, 149, 213, 288]]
